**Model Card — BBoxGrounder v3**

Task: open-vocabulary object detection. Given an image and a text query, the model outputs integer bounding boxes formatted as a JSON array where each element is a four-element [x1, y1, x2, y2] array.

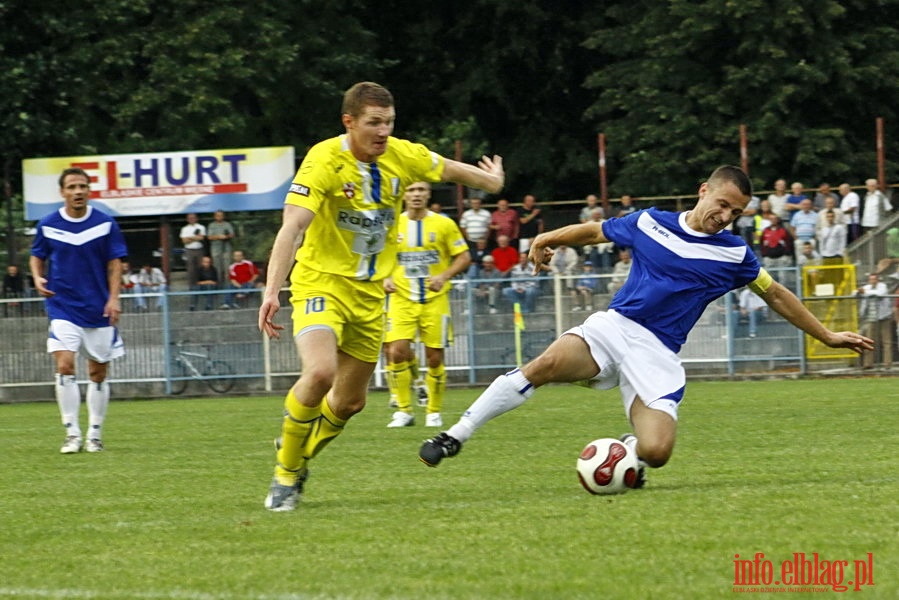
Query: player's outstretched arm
[[258, 204, 314, 339], [527, 222, 607, 274], [760, 281, 873, 354], [441, 155, 504, 194]]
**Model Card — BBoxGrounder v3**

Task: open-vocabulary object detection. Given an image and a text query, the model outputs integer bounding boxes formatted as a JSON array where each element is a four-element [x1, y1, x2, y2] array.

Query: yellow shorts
[[290, 267, 386, 363], [384, 292, 453, 348]]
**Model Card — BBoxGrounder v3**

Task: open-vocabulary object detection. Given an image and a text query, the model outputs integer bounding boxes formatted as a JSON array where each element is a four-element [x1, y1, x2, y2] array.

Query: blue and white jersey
[[602, 208, 761, 353], [31, 206, 128, 328]]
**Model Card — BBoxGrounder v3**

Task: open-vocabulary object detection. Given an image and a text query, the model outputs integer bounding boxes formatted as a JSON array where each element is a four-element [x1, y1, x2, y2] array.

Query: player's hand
[[428, 274, 448, 292], [528, 244, 554, 275], [34, 276, 54, 297], [383, 278, 397, 294], [478, 155, 504, 193], [104, 298, 122, 326], [258, 296, 285, 339], [826, 331, 874, 354]]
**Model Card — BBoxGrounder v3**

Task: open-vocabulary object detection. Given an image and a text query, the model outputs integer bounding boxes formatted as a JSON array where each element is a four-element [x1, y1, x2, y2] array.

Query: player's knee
[[637, 439, 673, 468], [297, 366, 336, 396]]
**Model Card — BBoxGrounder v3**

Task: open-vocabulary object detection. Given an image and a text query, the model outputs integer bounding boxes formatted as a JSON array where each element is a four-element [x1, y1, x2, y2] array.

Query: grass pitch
[[1, 378, 897, 599]]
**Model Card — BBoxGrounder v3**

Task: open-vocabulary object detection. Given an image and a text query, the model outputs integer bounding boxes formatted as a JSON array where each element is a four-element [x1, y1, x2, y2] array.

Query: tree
[[584, 0, 899, 196]]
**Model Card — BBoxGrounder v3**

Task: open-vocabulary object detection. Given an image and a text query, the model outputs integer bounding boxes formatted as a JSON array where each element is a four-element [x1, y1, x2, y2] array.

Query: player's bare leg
[[421, 334, 598, 466]]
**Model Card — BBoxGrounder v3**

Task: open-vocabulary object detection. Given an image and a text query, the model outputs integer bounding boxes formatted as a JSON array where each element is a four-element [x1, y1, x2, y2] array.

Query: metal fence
[[0, 263, 880, 403]]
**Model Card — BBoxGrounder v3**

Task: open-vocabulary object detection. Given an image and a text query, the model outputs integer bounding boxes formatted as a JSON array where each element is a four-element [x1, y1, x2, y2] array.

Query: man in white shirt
[[134, 263, 168, 310], [179, 213, 206, 289], [861, 178, 893, 235], [767, 178, 789, 221], [459, 197, 492, 251], [855, 272, 893, 369], [839, 183, 861, 243]]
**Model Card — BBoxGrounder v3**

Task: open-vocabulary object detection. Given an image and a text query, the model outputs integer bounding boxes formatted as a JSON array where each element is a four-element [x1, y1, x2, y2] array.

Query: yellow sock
[[386, 360, 414, 412], [274, 388, 320, 485], [303, 396, 348, 460], [426, 364, 446, 413]]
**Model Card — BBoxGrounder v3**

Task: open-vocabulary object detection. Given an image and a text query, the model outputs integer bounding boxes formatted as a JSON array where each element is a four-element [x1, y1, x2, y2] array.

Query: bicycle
[[169, 341, 235, 394]]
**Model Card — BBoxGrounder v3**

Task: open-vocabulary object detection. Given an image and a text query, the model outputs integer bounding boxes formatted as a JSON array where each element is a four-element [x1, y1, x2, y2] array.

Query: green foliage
[[0, 379, 897, 598], [585, 0, 899, 195]]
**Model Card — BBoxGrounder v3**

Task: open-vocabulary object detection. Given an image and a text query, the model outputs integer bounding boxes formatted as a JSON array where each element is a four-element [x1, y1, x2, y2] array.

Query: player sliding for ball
[[420, 165, 873, 487]]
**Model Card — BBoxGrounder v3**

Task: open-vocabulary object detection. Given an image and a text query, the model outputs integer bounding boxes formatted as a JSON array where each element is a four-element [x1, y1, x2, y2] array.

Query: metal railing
[[0, 267, 881, 401]]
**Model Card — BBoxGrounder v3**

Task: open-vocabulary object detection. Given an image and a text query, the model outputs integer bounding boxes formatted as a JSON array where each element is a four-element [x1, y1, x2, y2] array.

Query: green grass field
[[1, 378, 897, 599]]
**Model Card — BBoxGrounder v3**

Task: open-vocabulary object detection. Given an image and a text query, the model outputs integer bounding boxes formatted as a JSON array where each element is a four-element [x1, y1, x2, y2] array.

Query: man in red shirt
[[490, 234, 519, 276], [489, 198, 519, 249], [223, 250, 259, 309]]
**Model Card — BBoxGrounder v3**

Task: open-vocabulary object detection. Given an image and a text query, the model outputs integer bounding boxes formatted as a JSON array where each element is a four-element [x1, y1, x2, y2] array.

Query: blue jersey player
[[30, 167, 128, 454], [419, 166, 873, 486]]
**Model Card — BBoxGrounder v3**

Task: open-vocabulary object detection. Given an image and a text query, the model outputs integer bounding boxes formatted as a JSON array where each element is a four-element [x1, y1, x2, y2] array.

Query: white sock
[[55, 374, 82, 439], [447, 368, 536, 443], [86, 380, 110, 441]]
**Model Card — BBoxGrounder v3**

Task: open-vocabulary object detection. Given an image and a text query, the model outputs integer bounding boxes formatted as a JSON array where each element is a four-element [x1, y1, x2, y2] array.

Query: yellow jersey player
[[259, 81, 504, 511], [384, 182, 471, 429]]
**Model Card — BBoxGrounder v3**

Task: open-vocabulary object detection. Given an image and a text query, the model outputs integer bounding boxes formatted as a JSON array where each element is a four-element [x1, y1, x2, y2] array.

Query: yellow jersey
[[393, 211, 468, 303], [286, 134, 444, 281]]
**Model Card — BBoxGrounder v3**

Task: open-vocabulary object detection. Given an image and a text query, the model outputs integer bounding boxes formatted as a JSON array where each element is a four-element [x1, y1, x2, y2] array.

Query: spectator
[[767, 178, 789, 221], [579, 194, 601, 223], [861, 178, 892, 234], [759, 214, 794, 282], [489, 198, 519, 247], [617, 194, 636, 217], [813, 182, 839, 212], [195, 255, 219, 310], [789, 198, 818, 259], [735, 286, 768, 338], [549, 243, 578, 289], [502, 252, 540, 313], [466, 238, 491, 279], [119, 261, 136, 295], [224, 250, 259, 308], [856, 272, 893, 369], [206, 210, 235, 286], [429, 201, 449, 218], [839, 183, 862, 243], [606, 247, 632, 296], [817, 209, 847, 265], [783, 181, 808, 219], [490, 234, 518, 276], [517, 193, 544, 253], [472, 255, 500, 314], [134, 262, 168, 311], [3, 264, 26, 317], [751, 198, 775, 255], [583, 208, 614, 272], [459, 197, 492, 250], [571, 260, 598, 312], [816, 194, 845, 228], [734, 194, 760, 247], [179, 213, 206, 289], [796, 241, 822, 268]]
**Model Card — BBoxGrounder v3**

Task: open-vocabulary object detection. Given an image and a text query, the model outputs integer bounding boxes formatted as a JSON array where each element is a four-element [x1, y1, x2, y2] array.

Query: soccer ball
[[576, 437, 640, 495]]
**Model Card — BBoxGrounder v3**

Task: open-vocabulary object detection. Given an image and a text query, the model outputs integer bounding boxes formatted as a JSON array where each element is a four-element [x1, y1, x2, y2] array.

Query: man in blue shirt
[[30, 167, 128, 454], [420, 166, 873, 487]]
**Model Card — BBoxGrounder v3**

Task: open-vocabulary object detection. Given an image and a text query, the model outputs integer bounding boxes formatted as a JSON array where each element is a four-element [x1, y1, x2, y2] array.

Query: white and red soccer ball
[[576, 437, 640, 495]]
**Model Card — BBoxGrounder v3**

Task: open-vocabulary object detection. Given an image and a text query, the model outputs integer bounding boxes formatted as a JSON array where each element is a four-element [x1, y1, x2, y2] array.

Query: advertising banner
[[23, 146, 295, 220]]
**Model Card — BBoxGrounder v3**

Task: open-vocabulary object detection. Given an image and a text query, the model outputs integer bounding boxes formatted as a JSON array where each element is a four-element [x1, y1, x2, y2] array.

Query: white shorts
[[47, 319, 125, 364], [565, 310, 685, 421]]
